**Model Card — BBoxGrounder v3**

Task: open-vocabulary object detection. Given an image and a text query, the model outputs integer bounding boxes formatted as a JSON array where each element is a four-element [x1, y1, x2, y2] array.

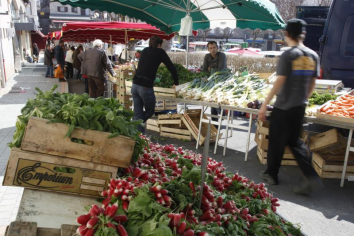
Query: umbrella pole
[[125, 29, 128, 61], [186, 35, 189, 69]]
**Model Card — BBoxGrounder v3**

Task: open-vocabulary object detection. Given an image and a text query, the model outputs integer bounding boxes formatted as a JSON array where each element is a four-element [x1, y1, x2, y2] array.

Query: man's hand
[[112, 73, 117, 77], [258, 104, 267, 122]]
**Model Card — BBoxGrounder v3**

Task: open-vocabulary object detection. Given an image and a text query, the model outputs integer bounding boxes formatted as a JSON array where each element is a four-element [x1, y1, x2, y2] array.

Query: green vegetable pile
[[308, 92, 337, 106], [156, 64, 210, 88], [9, 85, 147, 162]]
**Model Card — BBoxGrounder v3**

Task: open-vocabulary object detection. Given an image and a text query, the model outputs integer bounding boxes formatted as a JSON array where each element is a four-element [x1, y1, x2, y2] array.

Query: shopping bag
[[54, 65, 64, 78], [82, 74, 88, 78]]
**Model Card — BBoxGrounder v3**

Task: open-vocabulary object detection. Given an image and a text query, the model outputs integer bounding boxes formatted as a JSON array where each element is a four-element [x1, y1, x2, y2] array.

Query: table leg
[[229, 112, 234, 138], [196, 105, 205, 149], [340, 128, 353, 187], [223, 110, 231, 156], [214, 109, 224, 154], [244, 113, 253, 162]]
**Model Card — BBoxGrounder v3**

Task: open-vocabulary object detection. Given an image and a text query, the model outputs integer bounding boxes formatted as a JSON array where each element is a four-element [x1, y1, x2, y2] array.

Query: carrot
[[321, 103, 331, 112]]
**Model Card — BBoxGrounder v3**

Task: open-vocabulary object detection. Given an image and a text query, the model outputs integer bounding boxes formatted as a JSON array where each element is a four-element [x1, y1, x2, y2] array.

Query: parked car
[[170, 48, 186, 52], [318, 0, 354, 88]]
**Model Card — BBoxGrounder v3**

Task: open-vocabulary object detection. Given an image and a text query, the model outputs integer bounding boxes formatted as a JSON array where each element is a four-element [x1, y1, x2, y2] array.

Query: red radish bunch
[[76, 204, 128, 236], [150, 184, 172, 207]]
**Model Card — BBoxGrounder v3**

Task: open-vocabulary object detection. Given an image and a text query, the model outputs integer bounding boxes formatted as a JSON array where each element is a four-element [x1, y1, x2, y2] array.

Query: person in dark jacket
[[73, 45, 84, 83], [132, 36, 179, 134], [54, 40, 65, 79], [32, 43, 39, 63], [79, 39, 116, 98], [44, 45, 54, 78]]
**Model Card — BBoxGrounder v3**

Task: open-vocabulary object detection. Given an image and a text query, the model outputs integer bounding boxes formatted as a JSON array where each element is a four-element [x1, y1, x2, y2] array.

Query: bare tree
[[222, 27, 234, 42], [316, 0, 332, 6], [251, 29, 265, 47], [270, 0, 305, 21], [214, 27, 223, 37]]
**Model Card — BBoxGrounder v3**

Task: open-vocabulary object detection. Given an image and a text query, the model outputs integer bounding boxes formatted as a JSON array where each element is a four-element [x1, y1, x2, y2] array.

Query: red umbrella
[[226, 48, 263, 57], [61, 21, 175, 44]]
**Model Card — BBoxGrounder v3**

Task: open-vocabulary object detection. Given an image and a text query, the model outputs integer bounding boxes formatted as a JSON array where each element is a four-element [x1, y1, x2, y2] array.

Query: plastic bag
[[54, 65, 64, 78]]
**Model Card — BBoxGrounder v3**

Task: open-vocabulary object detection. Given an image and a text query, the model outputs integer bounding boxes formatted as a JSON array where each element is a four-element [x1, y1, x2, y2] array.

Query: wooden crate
[[257, 148, 298, 166], [316, 101, 354, 124], [3, 148, 116, 197], [21, 117, 135, 168], [155, 100, 178, 111], [5, 222, 78, 236], [312, 152, 354, 179], [157, 114, 192, 141], [309, 129, 347, 154], [147, 118, 160, 132], [181, 109, 218, 146], [125, 81, 176, 97]]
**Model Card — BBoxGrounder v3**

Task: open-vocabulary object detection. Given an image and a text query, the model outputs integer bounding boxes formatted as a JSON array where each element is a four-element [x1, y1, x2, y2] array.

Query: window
[[340, 15, 354, 57], [71, 7, 78, 13], [57, 6, 68, 12]]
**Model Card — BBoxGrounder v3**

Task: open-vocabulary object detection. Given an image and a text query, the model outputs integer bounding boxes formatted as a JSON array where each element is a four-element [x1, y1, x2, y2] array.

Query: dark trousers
[[84, 78, 89, 93], [131, 83, 156, 133], [87, 76, 105, 98], [76, 69, 81, 81], [66, 62, 73, 78], [266, 106, 318, 181], [45, 65, 53, 77]]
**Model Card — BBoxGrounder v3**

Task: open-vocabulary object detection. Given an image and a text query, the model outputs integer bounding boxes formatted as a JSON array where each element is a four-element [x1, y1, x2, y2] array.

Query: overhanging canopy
[[61, 21, 175, 44], [54, 0, 285, 33]]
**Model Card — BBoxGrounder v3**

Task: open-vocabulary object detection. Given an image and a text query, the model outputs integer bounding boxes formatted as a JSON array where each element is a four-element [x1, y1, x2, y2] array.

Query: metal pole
[[125, 29, 128, 61], [199, 119, 210, 209], [340, 128, 353, 187], [244, 113, 253, 161], [0, 30, 6, 88], [186, 35, 189, 69]]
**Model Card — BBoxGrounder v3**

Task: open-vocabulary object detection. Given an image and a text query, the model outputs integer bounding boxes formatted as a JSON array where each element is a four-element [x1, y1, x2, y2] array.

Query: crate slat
[[312, 153, 354, 179]]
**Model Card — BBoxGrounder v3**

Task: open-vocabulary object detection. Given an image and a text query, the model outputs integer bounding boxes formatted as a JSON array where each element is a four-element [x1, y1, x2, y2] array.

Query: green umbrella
[[55, 0, 285, 33]]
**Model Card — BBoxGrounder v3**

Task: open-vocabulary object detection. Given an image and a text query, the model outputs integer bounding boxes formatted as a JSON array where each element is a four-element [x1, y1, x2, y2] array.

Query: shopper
[[258, 19, 322, 194], [54, 40, 65, 80], [107, 45, 114, 61], [73, 45, 84, 84], [202, 41, 227, 125], [65, 46, 75, 79], [79, 39, 116, 98], [132, 36, 179, 134], [32, 43, 39, 63], [44, 45, 54, 78]]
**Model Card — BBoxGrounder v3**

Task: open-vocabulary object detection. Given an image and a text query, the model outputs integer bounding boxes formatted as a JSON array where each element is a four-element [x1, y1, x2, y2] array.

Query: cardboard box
[[21, 117, 135, 168], [3, 149, 117, 197]]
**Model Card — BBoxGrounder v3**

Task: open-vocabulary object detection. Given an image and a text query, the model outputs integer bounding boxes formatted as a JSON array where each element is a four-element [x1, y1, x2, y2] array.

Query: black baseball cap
[[285, 18, 307, 35]]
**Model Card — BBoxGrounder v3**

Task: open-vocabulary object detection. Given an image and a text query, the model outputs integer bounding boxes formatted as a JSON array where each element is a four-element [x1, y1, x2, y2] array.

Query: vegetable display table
[[16, 189, 96, 228], [155, 96, 354, 187]]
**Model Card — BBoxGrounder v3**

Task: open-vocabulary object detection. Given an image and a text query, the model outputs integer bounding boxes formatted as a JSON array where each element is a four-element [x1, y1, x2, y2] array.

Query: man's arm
[[102, 52, 116, 77], [258, 76, 287, 121], [202, 54, 209, 72], [161, 50, 179, 86], [218, 53, 227, 71]]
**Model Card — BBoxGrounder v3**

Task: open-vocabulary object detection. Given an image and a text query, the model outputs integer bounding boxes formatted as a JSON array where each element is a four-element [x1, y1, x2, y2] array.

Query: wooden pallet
[[309, 129, 348, 154], [5, 222, 78, 236], [147, 118, 160, 132], [3, 148, 116, 197], [21, 117, 135, 168], [257, 147, 298, 166], [312, 153, 354, 179]]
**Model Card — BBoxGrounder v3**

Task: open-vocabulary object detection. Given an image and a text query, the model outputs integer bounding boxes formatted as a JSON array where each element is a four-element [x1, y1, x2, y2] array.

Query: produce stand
[[155, 96, 354, 187]]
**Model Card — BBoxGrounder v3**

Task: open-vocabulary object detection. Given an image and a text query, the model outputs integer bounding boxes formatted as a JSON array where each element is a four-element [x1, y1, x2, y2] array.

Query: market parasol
[[47, 31, 62, 40], [54, 0, 285, 66]]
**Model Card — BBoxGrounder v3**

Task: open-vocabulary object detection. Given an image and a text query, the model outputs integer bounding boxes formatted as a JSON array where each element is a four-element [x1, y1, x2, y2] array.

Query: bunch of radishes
[[150, 183, 172, 207], [76, 204, 128, 236], [167, 213, 208, 236]]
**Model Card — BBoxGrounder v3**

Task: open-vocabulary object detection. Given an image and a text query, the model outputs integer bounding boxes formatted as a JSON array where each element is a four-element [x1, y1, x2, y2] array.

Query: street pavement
[[0, 63, 64, 236]]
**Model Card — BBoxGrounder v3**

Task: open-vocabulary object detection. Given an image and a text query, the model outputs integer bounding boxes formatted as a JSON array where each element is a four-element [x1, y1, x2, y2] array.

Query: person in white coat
[[65, 46, 75, 78]]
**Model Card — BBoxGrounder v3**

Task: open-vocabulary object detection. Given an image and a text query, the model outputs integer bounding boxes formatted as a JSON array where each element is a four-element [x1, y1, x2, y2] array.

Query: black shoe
[[259, 170, 278, 185]]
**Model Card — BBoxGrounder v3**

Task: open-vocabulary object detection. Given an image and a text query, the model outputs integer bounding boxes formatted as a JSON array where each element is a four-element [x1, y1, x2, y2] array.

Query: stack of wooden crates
[[255, 121, 309, 166], [3, 117, 135, 197], [116, 69, 135, 109], [147, 110, 219, 145], [310, 129, 354, 179]]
